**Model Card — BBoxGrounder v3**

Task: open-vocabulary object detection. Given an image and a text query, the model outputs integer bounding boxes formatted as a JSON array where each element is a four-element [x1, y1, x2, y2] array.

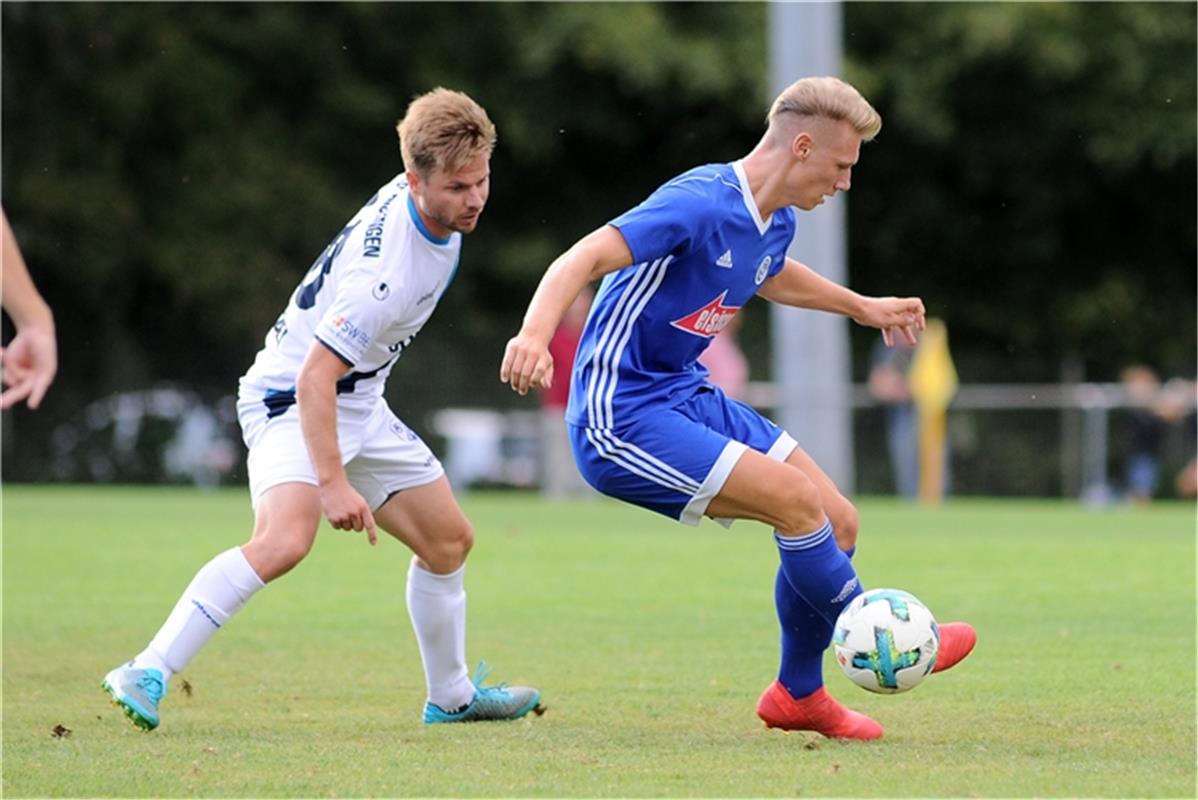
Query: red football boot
[[932, 622, 977, 674], [756, 681, 883, 740]]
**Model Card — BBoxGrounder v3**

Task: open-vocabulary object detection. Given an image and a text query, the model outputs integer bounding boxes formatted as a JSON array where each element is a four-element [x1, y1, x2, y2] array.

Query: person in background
[[1156, 376, 1197, 500], [539, 286, 594, 498], [1, 209, 57, 411], [1119, 364, 1167, 504], [867, 336, 917, 499], [1176, 445, 1197, 499]]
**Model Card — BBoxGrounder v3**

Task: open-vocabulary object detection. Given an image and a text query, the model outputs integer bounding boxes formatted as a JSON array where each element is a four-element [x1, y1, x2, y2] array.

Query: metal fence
[[427, 382, 1195, 500], [37, 381, 1195, 500], [740, 381, 1196, 501]]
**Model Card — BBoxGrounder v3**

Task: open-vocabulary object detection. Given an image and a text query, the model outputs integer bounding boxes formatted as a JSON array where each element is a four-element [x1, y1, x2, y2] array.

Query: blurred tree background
[[2, 2, 1194, 491]]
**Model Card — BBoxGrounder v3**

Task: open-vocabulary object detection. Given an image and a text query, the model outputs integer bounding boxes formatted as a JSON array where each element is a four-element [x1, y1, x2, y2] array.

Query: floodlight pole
[[768, 1, 855, 493]]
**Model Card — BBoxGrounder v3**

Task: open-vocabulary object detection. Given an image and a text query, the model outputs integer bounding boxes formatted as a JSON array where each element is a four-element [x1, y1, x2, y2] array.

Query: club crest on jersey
[[670, 290, 741, 338], [754, 255, 772, 285], [389, 418, 418, 442]]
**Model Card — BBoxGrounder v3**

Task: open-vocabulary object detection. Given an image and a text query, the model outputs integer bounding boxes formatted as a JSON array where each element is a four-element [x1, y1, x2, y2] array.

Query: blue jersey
[[566, 161, 795, 428]]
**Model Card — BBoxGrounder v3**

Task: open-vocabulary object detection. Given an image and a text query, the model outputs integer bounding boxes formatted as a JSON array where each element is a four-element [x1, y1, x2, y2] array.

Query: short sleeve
[[314, 271, 401, 367], [609, 178, 718, 265]]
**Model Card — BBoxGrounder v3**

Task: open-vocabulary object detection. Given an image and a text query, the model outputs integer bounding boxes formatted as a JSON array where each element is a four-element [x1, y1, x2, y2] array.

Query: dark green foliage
[[3, 3, 1193, 485], [844, 3, 1196, 379]]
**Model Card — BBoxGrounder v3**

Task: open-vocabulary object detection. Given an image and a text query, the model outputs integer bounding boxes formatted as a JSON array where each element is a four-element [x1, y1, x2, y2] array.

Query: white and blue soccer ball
[[832, 588, 940, 694]]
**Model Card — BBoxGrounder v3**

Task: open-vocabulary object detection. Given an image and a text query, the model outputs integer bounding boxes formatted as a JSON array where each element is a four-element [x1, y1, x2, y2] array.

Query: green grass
[[3, 486, 1195, 798]]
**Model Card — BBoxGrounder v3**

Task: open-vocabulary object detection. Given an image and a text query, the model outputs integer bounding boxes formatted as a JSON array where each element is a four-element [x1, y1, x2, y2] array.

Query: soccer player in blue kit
[[501, 76, 976, 740]]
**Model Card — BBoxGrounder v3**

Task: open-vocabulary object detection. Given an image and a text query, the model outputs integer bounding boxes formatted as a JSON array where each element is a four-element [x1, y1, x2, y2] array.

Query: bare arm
[[500, 225, 633, 395], [758, 257, 925, 346], [296, 341, 377, 544], [1, 210, 57, 410]]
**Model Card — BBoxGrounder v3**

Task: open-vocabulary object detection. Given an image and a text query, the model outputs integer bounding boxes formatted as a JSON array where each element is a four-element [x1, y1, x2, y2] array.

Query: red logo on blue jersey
[[669, 290, 740, 338]]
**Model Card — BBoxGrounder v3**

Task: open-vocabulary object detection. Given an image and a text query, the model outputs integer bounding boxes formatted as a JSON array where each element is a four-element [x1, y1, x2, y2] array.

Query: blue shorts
[[569, 384, 797, 525]]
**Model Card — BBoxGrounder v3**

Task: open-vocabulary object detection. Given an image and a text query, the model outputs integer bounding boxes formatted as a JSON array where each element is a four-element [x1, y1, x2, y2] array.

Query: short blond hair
[[397, 88, 497, 178], [768, 76, 882, 141]]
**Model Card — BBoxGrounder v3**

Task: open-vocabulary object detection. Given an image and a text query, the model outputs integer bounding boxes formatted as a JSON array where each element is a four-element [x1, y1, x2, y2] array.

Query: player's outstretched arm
[[501, 225, 632, 396], [758, 257, 924, 346], [297, 342, 377, 545], [1, 209, 58, 410]]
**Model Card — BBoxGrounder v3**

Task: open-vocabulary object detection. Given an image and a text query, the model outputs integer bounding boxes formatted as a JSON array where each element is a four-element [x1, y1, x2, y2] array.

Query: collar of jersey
[[732, 160, 772, 236], [407, 194, 452, 246]]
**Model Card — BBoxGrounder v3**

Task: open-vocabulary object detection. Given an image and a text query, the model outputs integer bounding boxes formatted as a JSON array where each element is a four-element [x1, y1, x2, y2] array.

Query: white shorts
[[237, 396, 443, 510]]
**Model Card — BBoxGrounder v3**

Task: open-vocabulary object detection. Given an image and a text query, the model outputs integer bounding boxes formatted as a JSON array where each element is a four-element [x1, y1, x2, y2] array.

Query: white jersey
[[239, 174, 460, 419]]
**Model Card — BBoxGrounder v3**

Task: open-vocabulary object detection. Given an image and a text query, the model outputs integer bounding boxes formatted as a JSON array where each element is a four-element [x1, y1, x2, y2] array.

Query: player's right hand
[[499, 333, 553, 396], [319, 481, 378, 545], [855, 296, 925, 347]]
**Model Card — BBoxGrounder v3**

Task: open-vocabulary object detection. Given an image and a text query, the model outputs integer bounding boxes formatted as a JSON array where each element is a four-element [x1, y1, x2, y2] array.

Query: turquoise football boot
[[423, 662, 542, 723], [102, 662, 166, 731]]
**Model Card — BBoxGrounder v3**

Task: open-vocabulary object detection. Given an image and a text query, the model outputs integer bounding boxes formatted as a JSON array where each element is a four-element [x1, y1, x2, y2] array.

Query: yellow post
[[907, 319, 958, 505]]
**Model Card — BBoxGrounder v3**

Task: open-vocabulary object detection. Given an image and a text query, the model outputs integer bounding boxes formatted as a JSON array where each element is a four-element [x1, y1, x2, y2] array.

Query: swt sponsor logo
[[330, 315, 370, 349], [669, 291, 740, 337]]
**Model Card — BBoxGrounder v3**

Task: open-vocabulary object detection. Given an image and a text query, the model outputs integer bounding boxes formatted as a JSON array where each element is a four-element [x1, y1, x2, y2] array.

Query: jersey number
[[296, 221, 360, 309]]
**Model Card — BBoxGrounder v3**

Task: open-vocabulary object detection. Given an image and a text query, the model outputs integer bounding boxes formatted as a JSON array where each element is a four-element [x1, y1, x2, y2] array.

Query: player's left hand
[[499, 333, 553, 396], [854, 296, 925, 347]]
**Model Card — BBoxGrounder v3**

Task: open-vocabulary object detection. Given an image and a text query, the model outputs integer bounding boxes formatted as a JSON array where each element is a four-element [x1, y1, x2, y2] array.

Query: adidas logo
[[715, 249, 733, 269]]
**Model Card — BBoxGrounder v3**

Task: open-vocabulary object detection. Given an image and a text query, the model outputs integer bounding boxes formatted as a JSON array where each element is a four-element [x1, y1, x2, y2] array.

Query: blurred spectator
[[1156, 377, 1197, 499], [1176, 445, 1197, 499], [868, 337, 919, 499], [539, 286, 593, 498], [698, 312, 749, 401], [1119, 365, 1168, 504], [1, 209, 57, 410]]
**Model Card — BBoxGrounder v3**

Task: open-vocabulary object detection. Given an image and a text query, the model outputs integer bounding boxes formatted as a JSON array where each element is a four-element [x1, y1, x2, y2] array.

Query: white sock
[[406, 559, 473, 711], [134, 547, 265, 681]]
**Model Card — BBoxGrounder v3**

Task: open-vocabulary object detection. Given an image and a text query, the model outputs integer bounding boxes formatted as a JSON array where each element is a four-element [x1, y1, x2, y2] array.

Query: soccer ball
[[832, 588, 940, 694]]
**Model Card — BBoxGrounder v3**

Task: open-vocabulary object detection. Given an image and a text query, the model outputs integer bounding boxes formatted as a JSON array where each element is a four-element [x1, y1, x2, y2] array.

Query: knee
[[773, 477, 826, 537], [422, 518, 475, 573], [244, 529, 314, 583]]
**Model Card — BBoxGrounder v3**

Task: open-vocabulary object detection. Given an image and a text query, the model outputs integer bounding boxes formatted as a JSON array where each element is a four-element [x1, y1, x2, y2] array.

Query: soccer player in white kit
[[103, 88, 540, 730]]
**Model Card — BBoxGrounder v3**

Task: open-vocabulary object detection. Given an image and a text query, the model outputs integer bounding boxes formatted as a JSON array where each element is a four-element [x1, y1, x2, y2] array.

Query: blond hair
[[768, 76, 882, 141], [397, 88, 497, 178]]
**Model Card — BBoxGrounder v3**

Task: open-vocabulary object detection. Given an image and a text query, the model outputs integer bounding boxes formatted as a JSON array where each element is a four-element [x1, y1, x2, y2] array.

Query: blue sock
[[774, 521, 863, 699], [844, 544, 856, 560], [774, 567, 830, 698]]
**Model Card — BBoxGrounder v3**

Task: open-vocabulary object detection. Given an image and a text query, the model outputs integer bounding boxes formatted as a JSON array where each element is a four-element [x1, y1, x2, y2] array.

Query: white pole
[[768, 1, 854, 492]]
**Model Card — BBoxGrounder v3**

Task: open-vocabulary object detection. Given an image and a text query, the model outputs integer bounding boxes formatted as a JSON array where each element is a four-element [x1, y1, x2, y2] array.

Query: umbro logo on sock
[[715, 249, 733, 269], [191, 599, 223, 629], [831, 577, 859, 604]]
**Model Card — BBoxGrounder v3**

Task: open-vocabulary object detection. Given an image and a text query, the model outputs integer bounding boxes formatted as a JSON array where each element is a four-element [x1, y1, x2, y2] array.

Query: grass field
[[2, 486, 1195, 798]]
